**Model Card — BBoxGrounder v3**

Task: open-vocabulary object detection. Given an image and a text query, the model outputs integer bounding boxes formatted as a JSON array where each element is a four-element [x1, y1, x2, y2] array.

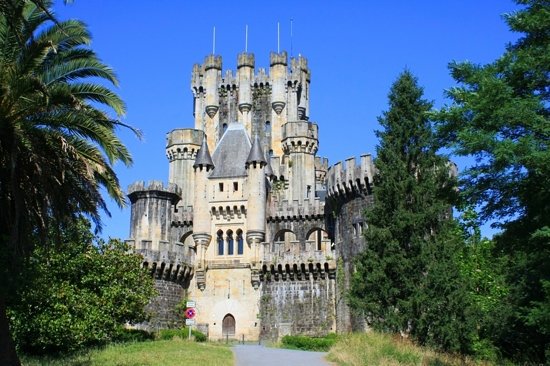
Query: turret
[[270, 52, 287, 115], [237, 53, 254, 132], [203, 55, 222, 149], [246, 135, 267, 289], [192, 136, 214, 290], [128, 181, 181, 252], [166, 129, 204, 209], [282, 121, 319, 202]]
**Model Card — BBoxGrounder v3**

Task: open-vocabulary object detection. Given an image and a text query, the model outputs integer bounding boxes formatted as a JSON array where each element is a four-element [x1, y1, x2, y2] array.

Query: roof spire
[[246, 134, 267, 166], [194, 135, 214, 169]]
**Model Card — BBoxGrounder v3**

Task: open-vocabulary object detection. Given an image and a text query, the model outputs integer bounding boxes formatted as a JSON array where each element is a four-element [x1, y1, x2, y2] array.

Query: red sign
[[185, 307, 196, 319]]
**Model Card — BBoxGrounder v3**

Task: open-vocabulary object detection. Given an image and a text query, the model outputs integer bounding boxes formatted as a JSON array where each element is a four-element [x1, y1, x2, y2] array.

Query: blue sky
[[54, 1, 520, 240]]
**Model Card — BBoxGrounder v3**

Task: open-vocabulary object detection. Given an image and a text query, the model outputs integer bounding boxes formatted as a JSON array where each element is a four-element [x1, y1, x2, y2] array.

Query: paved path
[[233, 345, 331, 366]]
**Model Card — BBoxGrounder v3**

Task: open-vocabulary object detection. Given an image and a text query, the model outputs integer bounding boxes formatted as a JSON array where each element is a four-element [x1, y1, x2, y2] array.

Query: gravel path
[[233, 345, 331, 366]]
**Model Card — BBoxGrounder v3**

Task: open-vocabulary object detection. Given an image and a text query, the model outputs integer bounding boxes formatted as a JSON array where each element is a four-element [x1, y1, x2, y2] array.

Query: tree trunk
[[0, 296, 20, 366]]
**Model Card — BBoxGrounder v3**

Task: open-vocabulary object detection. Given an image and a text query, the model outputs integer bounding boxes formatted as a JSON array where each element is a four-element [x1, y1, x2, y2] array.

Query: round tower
[[282, 121, 319, 202], [128, 181, 181, 252], [192, 136, 214, 290], [245, 135, 267, 289], [237, 52, 254, 133], [204, 55, 222, 149], [166, 129, 204, 209]]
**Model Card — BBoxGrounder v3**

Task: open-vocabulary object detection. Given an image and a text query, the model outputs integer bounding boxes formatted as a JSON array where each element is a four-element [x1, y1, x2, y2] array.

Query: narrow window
[[227, 230, 234, 255], [237, 230, 244, 255], [219, 182, 224, 192], [222, 123, 228, 132], [217, 230, 224, 255], [265, 121, 271, 133], [233, 182, 238, 191]]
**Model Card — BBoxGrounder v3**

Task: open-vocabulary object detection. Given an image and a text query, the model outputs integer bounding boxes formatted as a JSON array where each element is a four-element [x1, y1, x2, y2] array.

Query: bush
[[281, 334, 338, 352], [113, 328, 155, 343], [8, 220, 157, 355], [158, 328, 206, 342]]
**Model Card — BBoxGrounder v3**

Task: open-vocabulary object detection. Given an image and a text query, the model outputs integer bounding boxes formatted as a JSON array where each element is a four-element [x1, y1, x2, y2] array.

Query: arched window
[[265, 121, 271, 133], [217, 230, 224, 255], [227, 230, 234, 255], [237, 229, 244, 255], [222, 123, 228, 132]]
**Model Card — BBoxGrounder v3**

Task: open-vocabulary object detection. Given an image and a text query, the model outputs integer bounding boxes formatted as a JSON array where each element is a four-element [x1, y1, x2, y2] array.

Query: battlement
[[327, 155, 376, 197], [127, 239, 194, 284], [315, 156, 329, 172], [172, 205, 193, 224], [268, 197, 325, 219], [270, 51, 288, 66], [204, 54, 222, 70], [221, 69, 236, 87], [128, 180, 182, 198], [291, 55, 308, 73], [282, 121, 318, 140], [237, 52, 255, 68]]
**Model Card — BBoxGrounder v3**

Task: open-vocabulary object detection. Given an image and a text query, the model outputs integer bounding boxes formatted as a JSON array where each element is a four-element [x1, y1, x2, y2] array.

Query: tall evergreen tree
[[435, 1, 550, 362], [349, 71, 471, 352]]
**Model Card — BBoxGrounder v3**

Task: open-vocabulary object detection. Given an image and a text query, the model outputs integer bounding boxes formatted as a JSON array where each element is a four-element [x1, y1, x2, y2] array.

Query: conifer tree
[[349, 71, 470, 352]]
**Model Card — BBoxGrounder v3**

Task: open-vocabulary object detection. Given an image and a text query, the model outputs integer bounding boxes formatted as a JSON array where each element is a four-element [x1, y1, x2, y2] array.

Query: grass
[[327, 332, 491, 366], [21, 338, 233, 366]]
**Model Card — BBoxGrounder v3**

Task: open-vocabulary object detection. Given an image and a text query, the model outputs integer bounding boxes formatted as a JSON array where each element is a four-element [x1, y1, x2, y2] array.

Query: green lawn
[[21, 338, 234, 366]]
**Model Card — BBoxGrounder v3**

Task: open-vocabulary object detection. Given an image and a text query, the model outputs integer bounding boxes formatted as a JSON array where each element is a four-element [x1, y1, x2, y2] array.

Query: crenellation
[[128, 51, 375, 340], [326, 155, 375, 197]]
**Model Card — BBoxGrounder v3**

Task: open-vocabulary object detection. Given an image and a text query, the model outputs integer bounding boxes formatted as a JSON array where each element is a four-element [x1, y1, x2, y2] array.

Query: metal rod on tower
[[245, 24, 248, 53], [290, 19, 293, 57], [213, 26, 216, 54], [277, 22, 280, 53]]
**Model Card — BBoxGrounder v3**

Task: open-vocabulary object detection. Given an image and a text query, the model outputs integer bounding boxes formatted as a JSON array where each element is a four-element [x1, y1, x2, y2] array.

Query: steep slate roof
[[210, 123, 252, 178], [246, 134, 267, 165], [193, 135, 214, 168]]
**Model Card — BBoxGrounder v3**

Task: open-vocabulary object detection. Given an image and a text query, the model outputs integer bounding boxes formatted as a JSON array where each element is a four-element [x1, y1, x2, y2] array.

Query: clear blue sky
[[53, 1, 520, 240]]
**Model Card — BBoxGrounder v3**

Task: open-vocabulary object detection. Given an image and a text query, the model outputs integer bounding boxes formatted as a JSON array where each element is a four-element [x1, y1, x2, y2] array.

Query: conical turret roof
[[246, 134, 267, 165], [193, 135, 214, 168]]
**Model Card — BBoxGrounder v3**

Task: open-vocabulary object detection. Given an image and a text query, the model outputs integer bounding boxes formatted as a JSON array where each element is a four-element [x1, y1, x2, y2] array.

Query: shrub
[[158, 328, 207, 342], [113, 328, 155, 343], [281, 334, 338, 352]]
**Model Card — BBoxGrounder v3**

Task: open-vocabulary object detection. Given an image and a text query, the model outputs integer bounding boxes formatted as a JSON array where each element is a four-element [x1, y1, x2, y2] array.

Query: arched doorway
[[222, 314, 235, 338]]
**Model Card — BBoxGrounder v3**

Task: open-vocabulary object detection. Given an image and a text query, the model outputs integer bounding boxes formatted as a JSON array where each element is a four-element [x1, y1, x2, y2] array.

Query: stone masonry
[[127, 51, 376, 340]]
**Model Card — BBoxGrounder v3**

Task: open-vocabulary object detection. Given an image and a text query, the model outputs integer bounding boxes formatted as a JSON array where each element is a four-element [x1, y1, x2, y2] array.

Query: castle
[[126, 51, 376, 340]]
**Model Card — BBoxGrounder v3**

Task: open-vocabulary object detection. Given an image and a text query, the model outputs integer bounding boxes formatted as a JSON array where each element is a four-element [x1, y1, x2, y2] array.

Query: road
[[233, 345, 331, 366]]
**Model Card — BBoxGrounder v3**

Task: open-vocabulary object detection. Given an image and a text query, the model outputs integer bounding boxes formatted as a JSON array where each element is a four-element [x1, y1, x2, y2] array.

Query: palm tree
[[0, 1, 139, 363]]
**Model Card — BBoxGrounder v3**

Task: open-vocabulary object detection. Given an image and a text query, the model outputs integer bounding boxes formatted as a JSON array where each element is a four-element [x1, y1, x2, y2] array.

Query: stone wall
[[326, 193, 374, 332], [141, 279, 186, 331], [259, 278, 335, 340]]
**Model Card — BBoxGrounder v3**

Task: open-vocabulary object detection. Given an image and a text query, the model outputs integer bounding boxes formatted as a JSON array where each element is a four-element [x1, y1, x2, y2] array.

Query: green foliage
[[8, 218, 156, 355], [112, 328, 155, 344], [434, 1, 550, 362], [281, 333, 338, 352], [349, 70, 472, 354], [157, 328, 206, 342]]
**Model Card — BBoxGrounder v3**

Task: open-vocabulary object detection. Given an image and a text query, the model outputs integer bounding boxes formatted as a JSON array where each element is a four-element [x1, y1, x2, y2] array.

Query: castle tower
[[166, 129, 204, 209], [282, 121, 319, 202], [192, 136, 215, 290], [203, 55, 222, 149], [269, 51, 287, 157], [245, 135, 267, 288], [237, 53, 254, 132]]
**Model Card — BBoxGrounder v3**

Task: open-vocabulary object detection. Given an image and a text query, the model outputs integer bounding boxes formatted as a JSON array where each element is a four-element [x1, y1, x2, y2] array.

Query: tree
[[0, 1, 139, 364], [349, 71, 471, 352], [8, 218, 156, 354], [435, 0, 550, 362]]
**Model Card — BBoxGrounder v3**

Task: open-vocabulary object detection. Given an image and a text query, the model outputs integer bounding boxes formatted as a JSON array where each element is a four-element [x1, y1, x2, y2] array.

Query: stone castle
[[126, 51, 376, 340]]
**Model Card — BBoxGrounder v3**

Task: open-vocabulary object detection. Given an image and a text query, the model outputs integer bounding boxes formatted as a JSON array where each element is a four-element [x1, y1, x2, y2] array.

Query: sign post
[[185, 306, 196, 340]]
